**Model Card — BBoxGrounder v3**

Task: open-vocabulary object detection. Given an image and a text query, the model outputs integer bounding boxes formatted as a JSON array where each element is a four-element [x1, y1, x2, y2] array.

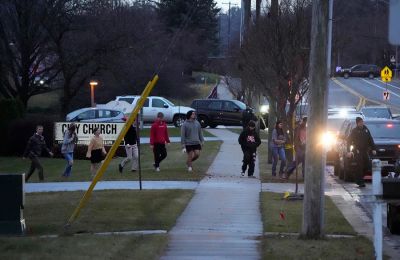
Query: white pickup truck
[[101, 95, 194, 127]]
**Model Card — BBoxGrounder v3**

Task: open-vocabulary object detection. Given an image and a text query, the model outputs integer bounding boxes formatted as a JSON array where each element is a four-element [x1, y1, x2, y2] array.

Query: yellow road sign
[[381, 66, 393, 79], [382, 77, 392, 83]]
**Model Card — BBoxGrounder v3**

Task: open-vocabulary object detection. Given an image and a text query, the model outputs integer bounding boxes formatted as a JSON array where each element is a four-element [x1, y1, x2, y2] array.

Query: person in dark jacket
[[150, 112, 170, 172], [347, 117, 376, 187], [238, 120, 261, 177], [286, 117, 307, 178], [118, 122, 138, 173], [23, 125, 53, 182]]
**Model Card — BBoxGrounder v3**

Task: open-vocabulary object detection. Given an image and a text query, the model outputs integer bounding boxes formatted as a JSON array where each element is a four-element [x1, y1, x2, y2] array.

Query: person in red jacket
[[150, 112, 170, 171]]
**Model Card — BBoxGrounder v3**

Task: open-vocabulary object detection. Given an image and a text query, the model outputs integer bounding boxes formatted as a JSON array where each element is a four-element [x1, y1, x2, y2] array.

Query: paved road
[[331, 77, 400, 113]]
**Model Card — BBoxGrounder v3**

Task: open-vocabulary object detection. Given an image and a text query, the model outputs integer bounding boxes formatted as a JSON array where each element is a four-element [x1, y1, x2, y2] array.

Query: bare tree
[[239, 0, 312, 142], [0, 0, 61, 107]]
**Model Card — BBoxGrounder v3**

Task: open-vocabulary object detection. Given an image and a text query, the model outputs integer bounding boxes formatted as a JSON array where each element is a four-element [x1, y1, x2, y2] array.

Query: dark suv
[[339, 64, 380, 79], [190, 99, 255, 128]]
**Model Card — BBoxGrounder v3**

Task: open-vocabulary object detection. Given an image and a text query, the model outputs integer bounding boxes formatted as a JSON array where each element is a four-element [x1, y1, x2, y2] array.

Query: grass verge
[[260, 192, 377, 259], [0, 142, 222, 182], [0, 189, 193, 259], [138, 127, 215, 137], [261, 192, 355, 235]]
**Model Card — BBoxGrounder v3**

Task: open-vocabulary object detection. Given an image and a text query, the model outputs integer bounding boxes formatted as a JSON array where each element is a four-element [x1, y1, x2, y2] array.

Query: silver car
[[66, 107, 126, 122]]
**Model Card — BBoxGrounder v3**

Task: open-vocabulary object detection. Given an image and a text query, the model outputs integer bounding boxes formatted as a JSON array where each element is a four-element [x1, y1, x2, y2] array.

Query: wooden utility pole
[[301, 0, 329, 239]]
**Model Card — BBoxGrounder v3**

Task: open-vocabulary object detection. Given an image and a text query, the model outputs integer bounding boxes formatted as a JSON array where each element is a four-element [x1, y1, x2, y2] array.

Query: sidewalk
[[161, 129, 263, 260]]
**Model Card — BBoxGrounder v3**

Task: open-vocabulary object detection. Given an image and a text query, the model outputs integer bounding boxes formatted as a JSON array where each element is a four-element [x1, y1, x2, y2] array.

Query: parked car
[[190, 99, 255, 128], [335, 119, 400, 181], [338, 64, 380, 79], [324, 110, 364, 175], [361, 106, 393, 119], [102, 95, 193, 127], [66, 107, 126, 122]]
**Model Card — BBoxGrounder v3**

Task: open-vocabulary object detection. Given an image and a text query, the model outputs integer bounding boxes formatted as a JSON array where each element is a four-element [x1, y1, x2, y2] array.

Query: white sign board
[[54, 122, 125, 145], [389, 0, 400, 45]]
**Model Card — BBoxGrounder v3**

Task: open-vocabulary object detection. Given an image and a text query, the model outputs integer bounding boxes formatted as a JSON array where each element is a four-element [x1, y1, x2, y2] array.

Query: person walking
[[61, 123, 78, 178], [271, 120, 287, 178], [286, 117, 307, 179], [347, 117, 376, 188], [86, 127, 107, 179], [181, 110, 204, 172], [23, 125, 53, 182], [238, 120, 261, 178], [118, 122, 138, 173], [150, 112, 170, 172]]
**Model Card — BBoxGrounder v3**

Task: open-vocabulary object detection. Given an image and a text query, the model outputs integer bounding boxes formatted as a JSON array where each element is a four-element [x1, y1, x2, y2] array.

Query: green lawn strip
[[0, 142, 221, 182], [261, 192, 355, 235], [261, 235, 376, 260], [260, 192, 378, 259], [258, 138, 303, 183], [139, 127, 215, 137], [228, 127, 268, 139], [0, 234, 167, 260], [0, 189, 192, 259]]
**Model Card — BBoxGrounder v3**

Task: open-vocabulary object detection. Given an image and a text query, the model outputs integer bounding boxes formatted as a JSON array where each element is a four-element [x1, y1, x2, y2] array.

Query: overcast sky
[[216, 0, 242, 11]]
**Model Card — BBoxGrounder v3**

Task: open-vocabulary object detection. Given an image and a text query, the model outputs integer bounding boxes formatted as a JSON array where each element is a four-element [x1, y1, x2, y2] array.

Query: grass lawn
[[229, 128, 268, 140], [0, 142, 222, 182], [261, 235, 376, 259], [139, 127, 215, 137], [261, 192, 355, 235], [0, 189, 193, 259], [260, 192, 377, 259], [258, 139, 303, 183]]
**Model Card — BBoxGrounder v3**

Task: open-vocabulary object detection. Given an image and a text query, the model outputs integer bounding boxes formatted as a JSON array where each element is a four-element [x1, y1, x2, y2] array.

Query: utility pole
[[301, 0, 329, 239], [327, 0, 334, 77], [223, 2, 238, 53]]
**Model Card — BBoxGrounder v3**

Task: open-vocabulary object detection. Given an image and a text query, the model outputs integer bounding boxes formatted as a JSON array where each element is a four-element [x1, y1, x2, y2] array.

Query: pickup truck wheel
[[173, 114, 185, 127], [343, 72, 349, 79], [209, 123, 218, 128], [198, 115, 208, 128]]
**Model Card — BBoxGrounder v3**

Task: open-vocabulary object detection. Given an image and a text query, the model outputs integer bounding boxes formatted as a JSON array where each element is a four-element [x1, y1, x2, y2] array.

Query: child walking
[[238, 120, 261, 178], [86, 127, 107, 179]]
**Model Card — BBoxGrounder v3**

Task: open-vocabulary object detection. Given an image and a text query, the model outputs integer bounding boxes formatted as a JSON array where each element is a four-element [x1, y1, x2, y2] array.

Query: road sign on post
[[383, 91, 390, 100], [381, 66, 393, 82], [389, 0, 400, 45]]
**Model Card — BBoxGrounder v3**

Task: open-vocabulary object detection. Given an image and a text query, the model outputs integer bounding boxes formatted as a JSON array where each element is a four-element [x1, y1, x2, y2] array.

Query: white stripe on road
[[376, 79, 400, 91], [361, 79, 400, 99]]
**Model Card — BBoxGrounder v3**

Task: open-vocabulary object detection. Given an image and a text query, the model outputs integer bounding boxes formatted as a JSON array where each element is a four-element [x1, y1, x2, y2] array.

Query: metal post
[[90, 85, 95, 107], [372, 159, 382, 260], [136, 114, 142, 190]]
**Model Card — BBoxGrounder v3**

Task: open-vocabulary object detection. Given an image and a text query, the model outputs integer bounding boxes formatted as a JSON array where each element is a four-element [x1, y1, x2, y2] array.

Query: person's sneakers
[[131, 169, 137, 172], [248, 175, 256, 178], [241, 171, 245, 177], [358, 183, 366, 188], [156, 167, 160, 172], [118, 164, 123, 173], [188, 166, 193, 172]]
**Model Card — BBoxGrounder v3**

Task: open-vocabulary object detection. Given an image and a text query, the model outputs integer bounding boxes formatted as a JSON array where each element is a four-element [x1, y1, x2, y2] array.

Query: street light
[[89, 80, 98, 107]]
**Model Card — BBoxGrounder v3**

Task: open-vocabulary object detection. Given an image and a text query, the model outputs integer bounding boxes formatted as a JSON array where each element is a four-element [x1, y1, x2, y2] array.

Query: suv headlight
[[260, 105, 269, 114]]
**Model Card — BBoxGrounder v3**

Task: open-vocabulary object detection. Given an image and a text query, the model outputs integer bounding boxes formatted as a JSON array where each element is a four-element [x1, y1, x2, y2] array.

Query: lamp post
[[89, 80, 98, 107]]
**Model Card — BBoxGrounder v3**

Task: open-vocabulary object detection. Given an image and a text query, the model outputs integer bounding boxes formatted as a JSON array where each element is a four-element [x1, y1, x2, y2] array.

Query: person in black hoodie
[[238, 120, 261, 177], [118, 122, 138, 173]]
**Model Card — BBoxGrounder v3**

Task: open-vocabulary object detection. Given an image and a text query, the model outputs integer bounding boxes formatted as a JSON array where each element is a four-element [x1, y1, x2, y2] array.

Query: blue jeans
[[272, 147, 286, 176], [62, 152, 73, 177]]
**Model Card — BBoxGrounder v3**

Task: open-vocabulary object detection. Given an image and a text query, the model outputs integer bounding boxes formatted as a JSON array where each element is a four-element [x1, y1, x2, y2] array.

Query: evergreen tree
[[157, 0, 220, 47]]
